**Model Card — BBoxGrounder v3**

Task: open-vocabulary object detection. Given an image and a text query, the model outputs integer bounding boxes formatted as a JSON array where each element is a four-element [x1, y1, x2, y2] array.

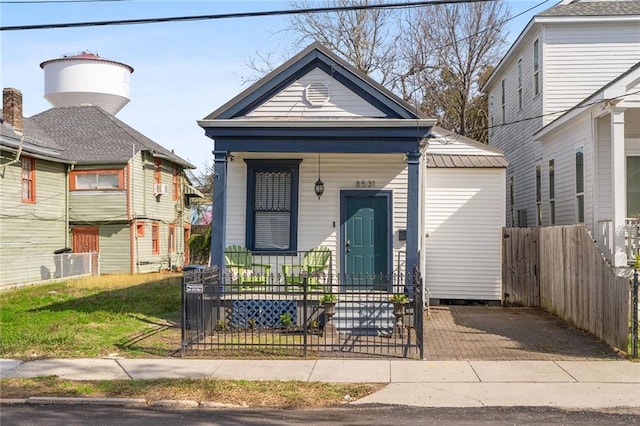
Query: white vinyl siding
[[247, 68, 386, 118], [226, 153, 408, 274], [541, 114, 593, 229], [544, 23, 640, 124], [487, 31, 543, 227], [425, 168, 505, 300], [487, 17, 640, 230]]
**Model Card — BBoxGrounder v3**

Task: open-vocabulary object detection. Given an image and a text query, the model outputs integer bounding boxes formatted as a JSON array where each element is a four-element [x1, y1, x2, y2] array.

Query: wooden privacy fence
[[503, 225, 630, 351]]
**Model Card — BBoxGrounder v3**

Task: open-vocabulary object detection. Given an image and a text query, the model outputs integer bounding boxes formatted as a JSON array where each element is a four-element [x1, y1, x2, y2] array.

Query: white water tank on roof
[[40, 52, 134, 115]]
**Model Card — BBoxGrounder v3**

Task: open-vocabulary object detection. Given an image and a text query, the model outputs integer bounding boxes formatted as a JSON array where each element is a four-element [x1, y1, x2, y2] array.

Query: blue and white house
[[199, 43, 507, 302]]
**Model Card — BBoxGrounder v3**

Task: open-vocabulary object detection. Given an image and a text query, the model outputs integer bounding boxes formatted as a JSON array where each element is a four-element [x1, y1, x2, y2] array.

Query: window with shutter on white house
[[245, 159, 301, 252]]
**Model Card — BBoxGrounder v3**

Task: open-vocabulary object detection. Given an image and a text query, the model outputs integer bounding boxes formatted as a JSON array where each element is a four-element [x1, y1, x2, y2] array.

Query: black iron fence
[[181, 266, 424, 359]]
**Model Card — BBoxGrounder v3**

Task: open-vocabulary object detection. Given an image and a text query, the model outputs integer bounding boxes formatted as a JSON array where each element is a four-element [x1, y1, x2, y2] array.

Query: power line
[[0, 0, 492, 31], [443, 0, 549, 48], [488, 89, 640, 132], [2, 0, 130, 3]]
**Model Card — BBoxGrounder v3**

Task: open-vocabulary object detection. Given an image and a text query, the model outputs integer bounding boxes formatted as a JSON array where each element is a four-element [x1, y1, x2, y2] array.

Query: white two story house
[[483, 0, 640, 267]]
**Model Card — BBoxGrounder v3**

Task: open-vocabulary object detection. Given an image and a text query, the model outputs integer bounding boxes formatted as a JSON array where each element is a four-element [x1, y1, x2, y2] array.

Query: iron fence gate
[[181, 266, 424, 359]]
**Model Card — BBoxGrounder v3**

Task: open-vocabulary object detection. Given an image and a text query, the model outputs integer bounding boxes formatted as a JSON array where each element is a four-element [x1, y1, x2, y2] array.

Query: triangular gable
[[204, 42, 423, 121], [246, 67, 387, 118]]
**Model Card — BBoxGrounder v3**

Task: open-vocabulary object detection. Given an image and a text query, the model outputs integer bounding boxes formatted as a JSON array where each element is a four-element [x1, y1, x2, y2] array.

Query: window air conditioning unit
[[154, 183, 168, 196]]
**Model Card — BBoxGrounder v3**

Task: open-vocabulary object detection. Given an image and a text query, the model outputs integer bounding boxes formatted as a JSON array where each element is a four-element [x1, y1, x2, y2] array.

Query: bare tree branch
[[245, 0, 510, 143]]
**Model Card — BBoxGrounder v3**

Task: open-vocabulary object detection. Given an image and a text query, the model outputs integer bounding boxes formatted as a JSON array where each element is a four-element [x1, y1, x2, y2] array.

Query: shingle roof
[[539, 0, 640, 17], [25, 106, 193, 167], [426, 153, 508, 168], [1, 108, 72, 162], [1, 124, 73, 163]]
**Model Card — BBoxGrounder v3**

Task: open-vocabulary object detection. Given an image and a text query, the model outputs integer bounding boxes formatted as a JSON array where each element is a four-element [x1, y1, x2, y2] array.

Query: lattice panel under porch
[[231, 300, 297, 328]]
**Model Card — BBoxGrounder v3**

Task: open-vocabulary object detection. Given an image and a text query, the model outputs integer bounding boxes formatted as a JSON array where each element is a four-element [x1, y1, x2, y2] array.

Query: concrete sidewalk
[[2, 358, 639, 408]]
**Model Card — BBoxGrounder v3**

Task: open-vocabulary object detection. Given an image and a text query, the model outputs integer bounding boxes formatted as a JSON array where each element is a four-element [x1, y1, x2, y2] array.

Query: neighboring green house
[[1, 89, 74, 284], [0, 88, 199, 284]]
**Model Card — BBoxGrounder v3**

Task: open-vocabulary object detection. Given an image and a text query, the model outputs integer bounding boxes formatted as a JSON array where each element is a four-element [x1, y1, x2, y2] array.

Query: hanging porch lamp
[[314, 153, 325, 200]]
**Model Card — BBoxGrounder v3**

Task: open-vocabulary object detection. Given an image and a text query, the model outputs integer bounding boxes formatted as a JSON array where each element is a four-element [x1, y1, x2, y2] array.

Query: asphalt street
[[2, 404, 640, 426]]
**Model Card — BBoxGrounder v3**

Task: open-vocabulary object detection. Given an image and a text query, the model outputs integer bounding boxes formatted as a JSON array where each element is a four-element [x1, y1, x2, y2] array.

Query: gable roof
[[26, 106, 194, 167], [203, 42, 426, 121]]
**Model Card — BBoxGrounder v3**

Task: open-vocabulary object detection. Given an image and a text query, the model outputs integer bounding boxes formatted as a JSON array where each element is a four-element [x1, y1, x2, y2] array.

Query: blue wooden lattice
[[231, 300, 297, 328]]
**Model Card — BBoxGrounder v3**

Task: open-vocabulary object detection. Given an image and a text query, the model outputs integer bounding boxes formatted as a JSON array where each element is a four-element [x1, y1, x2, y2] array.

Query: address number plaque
[[355, 180, 376, 188]]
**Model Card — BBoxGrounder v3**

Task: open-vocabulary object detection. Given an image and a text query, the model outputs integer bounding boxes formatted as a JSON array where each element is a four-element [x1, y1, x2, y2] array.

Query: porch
[[596, 218, 639, 266]]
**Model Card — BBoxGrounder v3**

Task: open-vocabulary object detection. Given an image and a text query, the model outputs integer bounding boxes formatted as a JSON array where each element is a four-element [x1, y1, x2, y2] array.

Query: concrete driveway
[[423, 306, 624, 360]]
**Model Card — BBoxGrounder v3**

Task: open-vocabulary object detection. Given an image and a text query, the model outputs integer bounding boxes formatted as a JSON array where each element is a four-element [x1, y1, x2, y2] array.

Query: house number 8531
[[356, 180, 375, 188]]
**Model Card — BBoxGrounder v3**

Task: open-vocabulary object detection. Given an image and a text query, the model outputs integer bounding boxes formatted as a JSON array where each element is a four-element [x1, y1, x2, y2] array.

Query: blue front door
[[341, 191, 390, 290]]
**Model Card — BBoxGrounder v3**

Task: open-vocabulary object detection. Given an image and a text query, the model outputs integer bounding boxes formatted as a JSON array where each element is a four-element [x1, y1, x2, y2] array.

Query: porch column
[[406, 151, 421, 292], [210, 150, 228, 270], [611, 108, 627, 267]]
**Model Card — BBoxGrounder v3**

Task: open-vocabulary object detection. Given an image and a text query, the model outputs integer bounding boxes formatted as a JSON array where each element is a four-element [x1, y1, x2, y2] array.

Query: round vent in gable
[[304, 81, 331, 106]]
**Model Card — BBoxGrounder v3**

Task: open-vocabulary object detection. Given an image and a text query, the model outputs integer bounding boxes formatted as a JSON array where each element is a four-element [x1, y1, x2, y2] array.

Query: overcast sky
[[1, 0, 552, 172]]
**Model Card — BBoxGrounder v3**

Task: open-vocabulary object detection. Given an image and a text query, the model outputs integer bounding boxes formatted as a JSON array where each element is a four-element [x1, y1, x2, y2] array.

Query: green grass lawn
[[0, 274, 385, 407], [0, 273, 183, 359]]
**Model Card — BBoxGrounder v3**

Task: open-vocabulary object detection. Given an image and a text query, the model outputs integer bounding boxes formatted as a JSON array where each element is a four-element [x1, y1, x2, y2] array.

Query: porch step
[[332, 302, 394, 336]]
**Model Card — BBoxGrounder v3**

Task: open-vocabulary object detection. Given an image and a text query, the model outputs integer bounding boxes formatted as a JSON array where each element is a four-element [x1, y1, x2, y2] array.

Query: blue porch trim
[[339, 189, 393, 290], [205, 126, 432, 140], [210, 150, 228, 271], [209, 131, 431, 154], [405, 151, 421, 294]]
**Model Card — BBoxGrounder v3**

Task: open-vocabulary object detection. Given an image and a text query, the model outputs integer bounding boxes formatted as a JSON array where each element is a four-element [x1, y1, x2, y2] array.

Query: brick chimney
[[3, 88, 23, 132]]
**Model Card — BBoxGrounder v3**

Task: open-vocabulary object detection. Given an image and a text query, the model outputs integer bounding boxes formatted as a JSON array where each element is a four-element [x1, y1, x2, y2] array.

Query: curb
[[1, 397, 251, 409], [150, 399, 199, 408], [26, 397, 147, 406]]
